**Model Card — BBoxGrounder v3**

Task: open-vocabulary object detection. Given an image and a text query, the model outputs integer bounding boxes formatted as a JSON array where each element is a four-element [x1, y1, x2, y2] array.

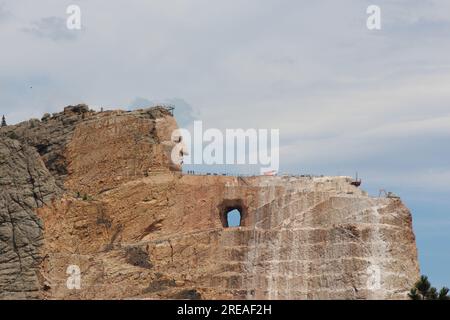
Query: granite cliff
[[0, 105, 420, 299]]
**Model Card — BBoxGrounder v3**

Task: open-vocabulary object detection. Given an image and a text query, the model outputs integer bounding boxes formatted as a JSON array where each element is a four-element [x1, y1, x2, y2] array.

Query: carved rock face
[[0, 106, 420, 300]]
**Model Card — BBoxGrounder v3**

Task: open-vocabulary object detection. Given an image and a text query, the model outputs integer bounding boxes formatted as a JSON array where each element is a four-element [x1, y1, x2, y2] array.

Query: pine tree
[[1, 115, 6, 127], [427, 287, 438, 300], [438, 287, 449, 300], [409, 275, 450, 300], [408, 288, 420, 300], [416, 275, 431, 299]]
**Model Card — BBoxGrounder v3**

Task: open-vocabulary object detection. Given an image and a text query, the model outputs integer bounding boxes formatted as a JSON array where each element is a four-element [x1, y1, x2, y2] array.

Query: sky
[[0, 0, 449, 289]]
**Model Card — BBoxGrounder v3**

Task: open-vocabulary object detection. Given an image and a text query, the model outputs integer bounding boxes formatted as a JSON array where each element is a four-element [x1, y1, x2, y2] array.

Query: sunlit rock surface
[[0, 106, 419, 299]]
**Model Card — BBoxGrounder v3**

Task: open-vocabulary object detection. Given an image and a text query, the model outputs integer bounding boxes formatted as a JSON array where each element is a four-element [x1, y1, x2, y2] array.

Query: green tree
[[408, 288, 420, 300], [409, 275, 449, 300], [416, 275, 431, 298], [438, 287, 449, 300], [427, 287, 438, 300]]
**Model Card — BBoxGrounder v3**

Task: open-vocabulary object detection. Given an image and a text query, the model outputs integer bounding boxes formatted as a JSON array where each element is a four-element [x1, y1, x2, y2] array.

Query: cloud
[[164, 98, 198, 127], [0, 3, 11, 22], [1, 0, 449, 289], [22, 16, 79, 41], [127, 97, 153, 109]]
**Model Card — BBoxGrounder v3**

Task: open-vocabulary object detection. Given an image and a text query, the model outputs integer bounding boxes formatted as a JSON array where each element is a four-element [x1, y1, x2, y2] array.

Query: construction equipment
[[350, 172, 362, 187], [159, 104, 175, 116], [379, 189, 400, 199]]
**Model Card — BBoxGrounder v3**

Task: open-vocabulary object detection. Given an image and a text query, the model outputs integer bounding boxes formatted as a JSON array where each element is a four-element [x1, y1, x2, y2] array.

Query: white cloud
[[22, 16, 80, 41], [1, 0, 449, 190], [0, 0, 449, 288]]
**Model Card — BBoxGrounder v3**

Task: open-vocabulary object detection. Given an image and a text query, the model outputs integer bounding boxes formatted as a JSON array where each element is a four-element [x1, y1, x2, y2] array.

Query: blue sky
[[0, 0, 449, 289]]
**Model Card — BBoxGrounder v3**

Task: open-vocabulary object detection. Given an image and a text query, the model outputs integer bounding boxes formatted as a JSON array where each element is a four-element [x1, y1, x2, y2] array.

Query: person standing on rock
[[1, 115, 6, 127]]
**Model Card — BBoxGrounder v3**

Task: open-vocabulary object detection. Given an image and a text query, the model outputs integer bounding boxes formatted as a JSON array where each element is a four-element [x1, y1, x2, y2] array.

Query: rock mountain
[[0, 105, 419, 299]]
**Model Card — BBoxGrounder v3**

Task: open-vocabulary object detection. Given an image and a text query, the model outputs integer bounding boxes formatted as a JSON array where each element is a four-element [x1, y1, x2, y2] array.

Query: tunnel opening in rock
[[219, 199, 246, 228], [226, 209, 242, 227]]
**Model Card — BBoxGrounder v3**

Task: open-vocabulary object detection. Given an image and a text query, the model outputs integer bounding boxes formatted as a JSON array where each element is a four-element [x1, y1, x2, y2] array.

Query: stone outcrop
[[0, 138, 60, 299], [0, 105, 420, 300]]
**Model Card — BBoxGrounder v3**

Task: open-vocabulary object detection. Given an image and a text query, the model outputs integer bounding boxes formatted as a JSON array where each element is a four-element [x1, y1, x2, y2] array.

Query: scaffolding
[[156, 104, 175, 116]]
